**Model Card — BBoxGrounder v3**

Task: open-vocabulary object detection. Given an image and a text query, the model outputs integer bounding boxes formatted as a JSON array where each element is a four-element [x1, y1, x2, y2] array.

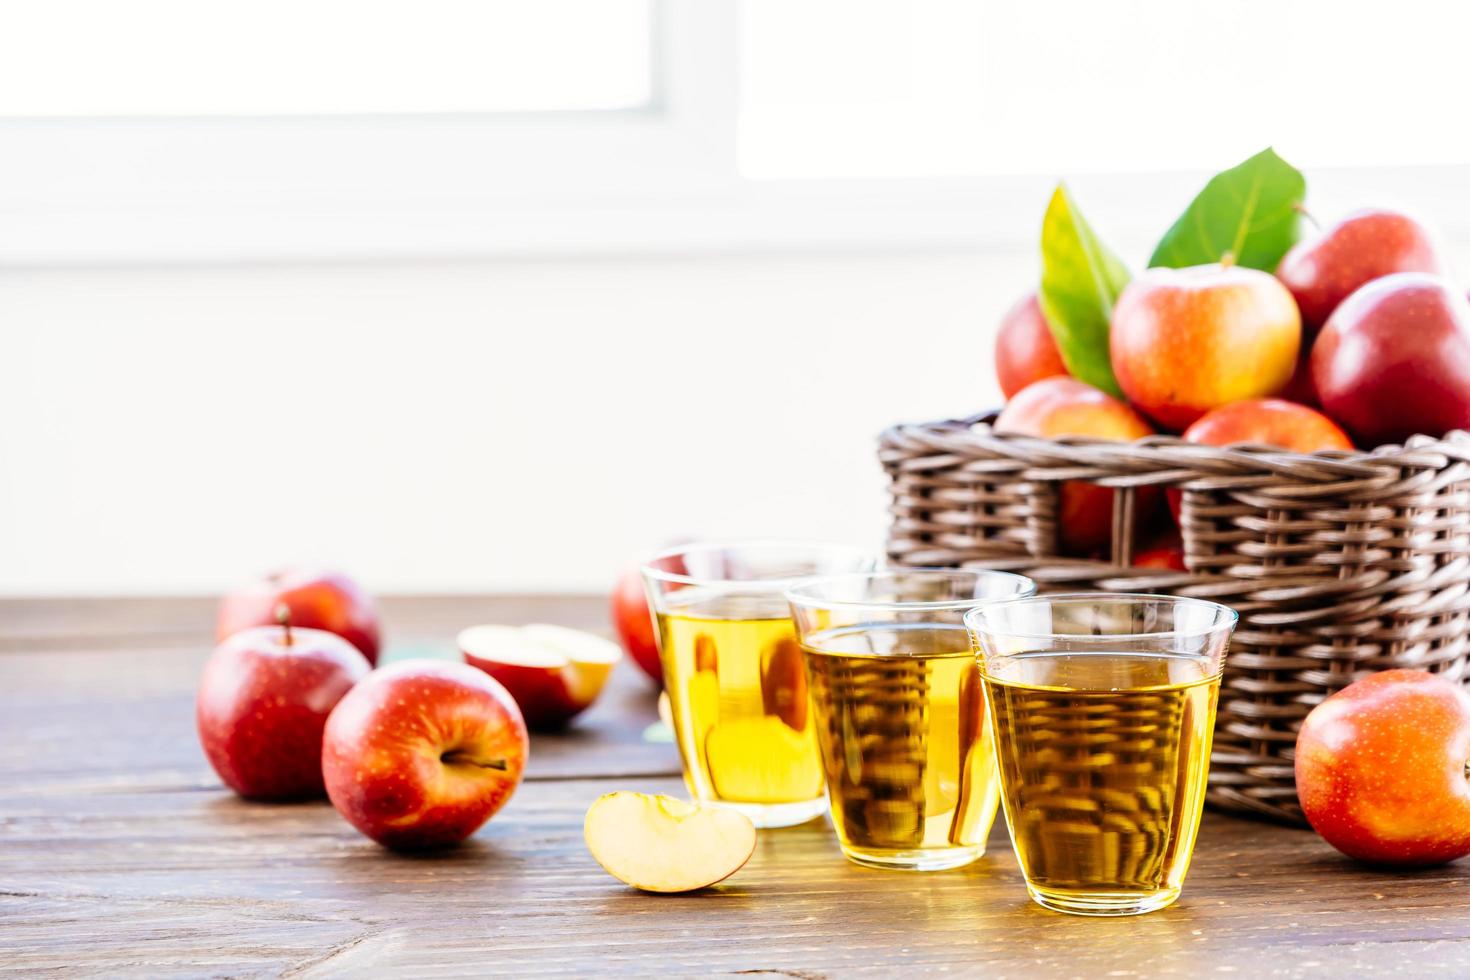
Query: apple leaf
[[1148, 147, 1306, 272], [1038, 183, 1130, 397]]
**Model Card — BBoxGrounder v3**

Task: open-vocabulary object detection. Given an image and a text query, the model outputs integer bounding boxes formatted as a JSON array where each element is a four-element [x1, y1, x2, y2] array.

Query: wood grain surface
[[4, 596, 1470, 978]]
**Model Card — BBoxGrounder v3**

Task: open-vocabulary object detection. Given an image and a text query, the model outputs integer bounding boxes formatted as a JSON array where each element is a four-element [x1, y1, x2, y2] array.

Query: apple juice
[[656, 593, 824, 826], [984, 651, 1219, 915], [801, 623, 999, 870]]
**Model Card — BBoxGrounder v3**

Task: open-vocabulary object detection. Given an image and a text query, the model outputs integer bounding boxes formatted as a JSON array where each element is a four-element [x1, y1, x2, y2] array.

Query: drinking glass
[[641, 541, 874, 828], [786, 568, 1036, 870], [966, 593, 1237, 915]]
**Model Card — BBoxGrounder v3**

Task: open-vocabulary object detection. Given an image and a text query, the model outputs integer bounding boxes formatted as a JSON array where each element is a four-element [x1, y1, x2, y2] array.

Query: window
[[0, 1, 654, 116], [739, 0, 1470, 178], [1, 1, 1466, 264]]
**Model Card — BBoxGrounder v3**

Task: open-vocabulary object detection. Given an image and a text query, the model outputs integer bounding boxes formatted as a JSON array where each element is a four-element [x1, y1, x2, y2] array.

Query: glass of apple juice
[[641, 541, 873, 828], [784, 568, 1036, 870], [966, 593, 1237, 916]]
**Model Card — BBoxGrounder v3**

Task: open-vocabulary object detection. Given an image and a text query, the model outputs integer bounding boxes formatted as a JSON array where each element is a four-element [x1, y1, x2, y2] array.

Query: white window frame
[[2, 2, 1469, 267]]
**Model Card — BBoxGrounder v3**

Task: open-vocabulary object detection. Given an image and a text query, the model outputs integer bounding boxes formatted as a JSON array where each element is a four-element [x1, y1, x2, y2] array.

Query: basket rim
[[880, 415, 1470, 480]]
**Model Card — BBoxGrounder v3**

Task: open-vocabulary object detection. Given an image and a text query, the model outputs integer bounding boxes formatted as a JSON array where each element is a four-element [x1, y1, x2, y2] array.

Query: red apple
[[1182, 398, 1354, 454], [1311, 273, 1470, 446], [1171, 398, 1355, 520], [196, 610, 370, 800], [1280, 352, 1319, 407], [1277, 209, 1447, 336], [994, 376, 1156, 556], [1111, 263, 1301, 431], [322, 659, 528, 850], [611, 567, 661, 684], [1133, 544, 1187, 572], [1296, 669, 1470, 867], [459, 624, 621, 729], [995, 292, 1069, 398], [218, 567, 381, 664]]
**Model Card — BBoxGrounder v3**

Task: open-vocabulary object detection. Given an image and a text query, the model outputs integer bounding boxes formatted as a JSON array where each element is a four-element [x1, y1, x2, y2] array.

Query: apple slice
[[459, 624, 621, 730], [584, 792, 757, 893]]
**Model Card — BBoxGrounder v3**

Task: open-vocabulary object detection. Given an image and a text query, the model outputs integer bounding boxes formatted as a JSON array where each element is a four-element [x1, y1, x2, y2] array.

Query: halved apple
[[584, 791, 756, 893], [459, 624, 621, 730]]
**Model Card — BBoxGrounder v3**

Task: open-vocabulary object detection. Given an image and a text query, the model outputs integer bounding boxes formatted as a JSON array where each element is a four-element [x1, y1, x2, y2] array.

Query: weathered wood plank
[[4, 597, 1470, 977], [0, 595, 607, 652], [0, 596, 678, 785], [6, 773, 1470, 977]]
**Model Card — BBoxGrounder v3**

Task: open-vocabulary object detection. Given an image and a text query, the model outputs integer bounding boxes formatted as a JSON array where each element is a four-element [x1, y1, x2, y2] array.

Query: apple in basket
[[994, 376, 1156, 557], [1110, 262, 1301, 431], [460, 624, 622, 729], [1296, 669, 1470, 866], [1169, 399, 1354, 520], [994, 292, 1070, 398], [1311, 273, 1470, 447], [1276, 208, 1447, 337]]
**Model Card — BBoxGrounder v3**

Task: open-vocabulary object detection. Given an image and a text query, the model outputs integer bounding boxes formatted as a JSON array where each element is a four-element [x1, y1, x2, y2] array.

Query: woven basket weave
[[880, 414, 1470, 824]]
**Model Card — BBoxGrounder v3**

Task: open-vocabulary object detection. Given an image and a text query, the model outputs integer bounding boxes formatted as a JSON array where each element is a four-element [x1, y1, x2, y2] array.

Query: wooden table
[[6, 597, 1470, 977]]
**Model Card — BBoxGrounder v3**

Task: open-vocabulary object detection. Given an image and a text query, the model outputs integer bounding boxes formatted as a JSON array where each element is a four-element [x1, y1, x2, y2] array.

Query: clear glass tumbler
[[786, 568, 1036, 870], [641, 540, 873, 828], [966, 593, 1237, 915]]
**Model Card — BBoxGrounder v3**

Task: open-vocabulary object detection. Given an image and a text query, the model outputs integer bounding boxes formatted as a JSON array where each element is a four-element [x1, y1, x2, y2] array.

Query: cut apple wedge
[[459, 624, 621, 730], [584, 792, 756, 893]]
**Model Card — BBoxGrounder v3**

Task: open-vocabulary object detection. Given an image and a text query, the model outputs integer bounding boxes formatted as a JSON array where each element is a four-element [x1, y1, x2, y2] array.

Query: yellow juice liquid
[[984, 652, 1219, 915], [656, 594, 824, 826], [803, 623, 998, 870]]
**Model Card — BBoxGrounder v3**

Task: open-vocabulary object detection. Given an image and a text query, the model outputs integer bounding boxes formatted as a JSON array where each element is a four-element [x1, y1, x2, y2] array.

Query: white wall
[[1, 249, 1038, 595]]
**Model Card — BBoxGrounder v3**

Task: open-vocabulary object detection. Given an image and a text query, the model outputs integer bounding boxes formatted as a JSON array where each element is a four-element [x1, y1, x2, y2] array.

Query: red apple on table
[[995, 292, 1069, 398], [1111, 262, 1301, 431], [1277, 208, 1447, 336], [994, 376, 1156, 556], [460, 624, 621, 729], [1311, 273, 1470, 447], [196, 607, 371, 800], [218, 567, 381, 664], [322, 659, 528, 850], [1295, 669, 1470, 867], [611, 567, 662, 684]]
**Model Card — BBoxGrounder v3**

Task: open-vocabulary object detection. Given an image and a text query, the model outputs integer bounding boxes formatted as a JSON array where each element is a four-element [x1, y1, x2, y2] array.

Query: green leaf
[[1148, 147, 1306, 271], [1038, 183, 1130, 397]]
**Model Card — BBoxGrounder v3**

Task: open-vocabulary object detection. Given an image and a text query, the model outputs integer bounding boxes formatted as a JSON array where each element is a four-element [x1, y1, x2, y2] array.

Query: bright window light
[[0, 0, 654, 116], [739, 0, 1470, 178]]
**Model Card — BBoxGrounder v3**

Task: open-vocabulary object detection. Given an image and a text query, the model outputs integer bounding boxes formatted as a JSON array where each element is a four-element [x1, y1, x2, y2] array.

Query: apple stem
[[275, 603, 293, 646], [441, 750, 508, 771], [1295, 202, 1320, 232]]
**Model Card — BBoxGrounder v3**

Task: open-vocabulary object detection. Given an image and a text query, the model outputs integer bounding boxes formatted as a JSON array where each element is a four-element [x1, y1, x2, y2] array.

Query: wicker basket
[[880, 414, 1470, 824]]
